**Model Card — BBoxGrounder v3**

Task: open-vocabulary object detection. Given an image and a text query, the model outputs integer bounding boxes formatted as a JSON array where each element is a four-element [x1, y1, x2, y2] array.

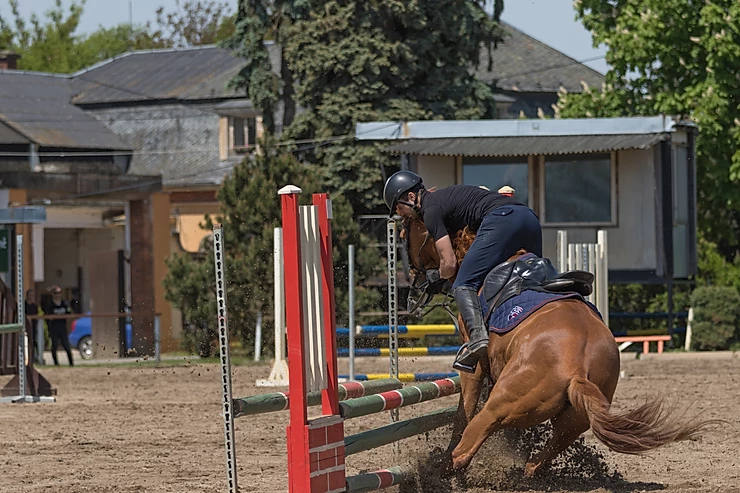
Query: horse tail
[[567, 376, 717, 455]]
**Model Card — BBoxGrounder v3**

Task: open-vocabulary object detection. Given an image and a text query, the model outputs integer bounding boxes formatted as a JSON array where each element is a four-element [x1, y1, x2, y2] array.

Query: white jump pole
[[684, 307, 694, 351], [348, 244, 356, 381], [256, 227, 289, 387], [254, 311, 262, 362]]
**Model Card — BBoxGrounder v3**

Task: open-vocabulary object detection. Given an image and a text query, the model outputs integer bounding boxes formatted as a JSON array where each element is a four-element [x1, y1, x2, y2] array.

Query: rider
[[384, 171, 543, 373]]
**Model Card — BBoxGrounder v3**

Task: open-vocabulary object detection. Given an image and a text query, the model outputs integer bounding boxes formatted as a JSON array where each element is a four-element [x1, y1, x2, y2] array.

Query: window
[[229, 117, 256, 155], [540, 154, 615, 225], [220, 116, 257, 159], [462, 157, 529, 206]]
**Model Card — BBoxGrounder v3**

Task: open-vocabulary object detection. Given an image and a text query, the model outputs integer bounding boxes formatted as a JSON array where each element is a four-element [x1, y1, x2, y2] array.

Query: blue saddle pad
[[480, 289, 601, 335]]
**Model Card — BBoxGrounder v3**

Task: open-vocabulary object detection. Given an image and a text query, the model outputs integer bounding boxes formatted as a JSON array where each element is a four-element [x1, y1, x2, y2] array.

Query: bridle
[[400, 219, 459, 328]]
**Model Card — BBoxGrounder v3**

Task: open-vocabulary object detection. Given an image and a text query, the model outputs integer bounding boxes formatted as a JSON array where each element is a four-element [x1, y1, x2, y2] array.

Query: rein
[[401, 218, 459, 330]]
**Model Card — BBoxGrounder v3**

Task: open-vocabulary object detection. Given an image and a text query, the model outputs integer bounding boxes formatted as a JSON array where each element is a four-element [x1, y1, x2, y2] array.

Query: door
[[86, 250, 124, 358]]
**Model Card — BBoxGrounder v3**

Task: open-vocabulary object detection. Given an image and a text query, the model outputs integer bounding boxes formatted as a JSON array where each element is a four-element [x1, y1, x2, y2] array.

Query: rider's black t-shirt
[[419, 185, 523, 240]]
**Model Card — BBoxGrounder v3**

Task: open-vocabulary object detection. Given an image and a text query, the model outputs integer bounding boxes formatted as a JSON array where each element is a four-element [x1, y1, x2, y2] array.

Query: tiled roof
[[70, 44, 281, 105], [0, 71, 132, 150], [474, 22, 605, 93]]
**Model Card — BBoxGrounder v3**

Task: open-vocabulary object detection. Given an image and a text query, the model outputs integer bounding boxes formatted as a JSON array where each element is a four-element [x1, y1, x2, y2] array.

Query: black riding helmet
[[383, 170, 423, 216]]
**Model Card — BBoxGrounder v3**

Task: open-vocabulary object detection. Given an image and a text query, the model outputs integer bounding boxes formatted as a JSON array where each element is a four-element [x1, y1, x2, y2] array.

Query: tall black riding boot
[[452, 286, 490, 373]]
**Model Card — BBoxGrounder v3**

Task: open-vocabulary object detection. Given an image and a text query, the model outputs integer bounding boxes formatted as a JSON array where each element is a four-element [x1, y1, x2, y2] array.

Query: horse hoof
[[523, 462, 539, 478], [451, 455, 471, 471]]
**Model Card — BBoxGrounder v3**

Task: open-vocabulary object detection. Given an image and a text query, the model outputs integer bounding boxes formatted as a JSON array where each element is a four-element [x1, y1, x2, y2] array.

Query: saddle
[[481, 254, 594, 322]]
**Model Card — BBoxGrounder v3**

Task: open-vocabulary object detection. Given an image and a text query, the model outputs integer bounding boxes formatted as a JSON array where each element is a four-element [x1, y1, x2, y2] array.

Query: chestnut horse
[[401, 217, 718, 477]]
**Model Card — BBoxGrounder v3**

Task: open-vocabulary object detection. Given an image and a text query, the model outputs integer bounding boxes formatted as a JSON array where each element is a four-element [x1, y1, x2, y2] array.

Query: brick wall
[[307, 415, 346, 493], [129, 199, 155, 355]]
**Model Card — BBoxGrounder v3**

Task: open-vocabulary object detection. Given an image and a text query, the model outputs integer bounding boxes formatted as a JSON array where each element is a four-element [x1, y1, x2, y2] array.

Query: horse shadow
[[401, 425, 666, 493]]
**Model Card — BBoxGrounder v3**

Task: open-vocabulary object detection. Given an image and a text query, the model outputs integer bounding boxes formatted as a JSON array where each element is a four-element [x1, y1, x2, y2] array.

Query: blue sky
[[7, 0, 609, 74]]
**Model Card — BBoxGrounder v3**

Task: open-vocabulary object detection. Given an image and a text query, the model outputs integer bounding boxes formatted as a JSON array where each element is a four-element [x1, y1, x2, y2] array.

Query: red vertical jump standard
[[280, 186, 345, 493], [314, 193, 340, 417], [280, 186, 310, 493]]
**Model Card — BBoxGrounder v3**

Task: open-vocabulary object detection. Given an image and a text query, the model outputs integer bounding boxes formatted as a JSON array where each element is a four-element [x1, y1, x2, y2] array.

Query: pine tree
[[226, 0, 505, 214]]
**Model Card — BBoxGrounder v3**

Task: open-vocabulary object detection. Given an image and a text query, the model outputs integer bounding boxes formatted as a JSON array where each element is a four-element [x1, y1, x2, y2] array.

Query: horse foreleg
[[523, 404, 590, 477], [450, 364, 487, 446]]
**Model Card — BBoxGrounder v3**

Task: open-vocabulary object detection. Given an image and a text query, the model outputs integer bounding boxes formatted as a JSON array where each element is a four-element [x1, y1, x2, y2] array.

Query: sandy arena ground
[[1, 352, 739, 493]]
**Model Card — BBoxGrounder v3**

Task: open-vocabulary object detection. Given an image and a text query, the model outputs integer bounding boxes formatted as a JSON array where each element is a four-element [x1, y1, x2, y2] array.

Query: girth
[[481, 254, 594, 322]]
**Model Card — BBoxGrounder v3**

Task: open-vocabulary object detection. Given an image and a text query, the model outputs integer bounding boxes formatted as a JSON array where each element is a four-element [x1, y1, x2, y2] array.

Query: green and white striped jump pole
[[344, 405, 457, 456], [234, 378, 403, 417]]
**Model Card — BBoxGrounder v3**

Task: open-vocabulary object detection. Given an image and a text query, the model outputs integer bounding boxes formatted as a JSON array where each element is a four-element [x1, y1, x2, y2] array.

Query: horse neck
[[406, 219, 472, 268]]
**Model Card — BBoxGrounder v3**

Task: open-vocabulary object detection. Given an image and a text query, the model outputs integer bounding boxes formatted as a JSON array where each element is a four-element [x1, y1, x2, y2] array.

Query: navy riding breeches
[[452, 205, 543, 291]]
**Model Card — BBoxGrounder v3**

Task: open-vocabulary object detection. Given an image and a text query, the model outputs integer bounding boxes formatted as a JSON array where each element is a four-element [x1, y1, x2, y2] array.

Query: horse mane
[[452, 227, 476, 263]]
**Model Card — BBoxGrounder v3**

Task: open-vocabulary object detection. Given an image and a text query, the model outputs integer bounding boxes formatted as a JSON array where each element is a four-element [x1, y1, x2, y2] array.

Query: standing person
[[25, 289, 45, 365], [383, 171, 543, 373], [43, 285, 74, 367]]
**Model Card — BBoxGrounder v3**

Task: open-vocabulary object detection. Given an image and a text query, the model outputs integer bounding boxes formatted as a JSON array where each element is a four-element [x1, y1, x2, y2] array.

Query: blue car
[[69, 314, 133, 360]]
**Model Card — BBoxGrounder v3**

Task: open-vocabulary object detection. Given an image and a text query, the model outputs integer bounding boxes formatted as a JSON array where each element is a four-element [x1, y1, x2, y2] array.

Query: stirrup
[[452, 340, 487, 374], [453, 359, 477, 374]]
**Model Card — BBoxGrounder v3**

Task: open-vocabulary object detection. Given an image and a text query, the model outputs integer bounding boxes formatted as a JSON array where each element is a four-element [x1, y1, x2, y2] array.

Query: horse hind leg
[[451, 374, 563, 471], [523, 404, 590, 477]]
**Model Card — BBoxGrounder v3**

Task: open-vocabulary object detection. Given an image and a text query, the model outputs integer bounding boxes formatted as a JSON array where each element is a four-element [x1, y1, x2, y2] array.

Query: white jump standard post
[[556, 230, 609, 327], [256, 227, 290, 387], [212, 225, 238, 493]]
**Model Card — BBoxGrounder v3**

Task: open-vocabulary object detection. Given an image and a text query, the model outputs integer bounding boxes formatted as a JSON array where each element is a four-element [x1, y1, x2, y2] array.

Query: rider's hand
[[424, 269, 447, 296], [426, 269, 443, 284]]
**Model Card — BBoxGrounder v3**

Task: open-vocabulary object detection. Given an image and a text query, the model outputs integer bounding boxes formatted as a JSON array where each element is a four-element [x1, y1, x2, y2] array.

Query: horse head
[[399, 216, 478, 316]]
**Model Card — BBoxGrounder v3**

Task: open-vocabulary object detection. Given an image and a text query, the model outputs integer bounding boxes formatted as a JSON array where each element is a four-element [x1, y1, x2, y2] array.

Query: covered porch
[[0, 170, 171, 357]]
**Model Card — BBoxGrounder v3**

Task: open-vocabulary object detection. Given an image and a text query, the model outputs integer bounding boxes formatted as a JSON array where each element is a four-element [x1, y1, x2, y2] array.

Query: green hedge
[[689, 286, 740, 351]]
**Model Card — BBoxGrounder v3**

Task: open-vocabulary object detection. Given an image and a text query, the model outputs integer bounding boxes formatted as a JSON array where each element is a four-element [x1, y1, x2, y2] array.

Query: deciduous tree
[[557, 0, 740, 260]]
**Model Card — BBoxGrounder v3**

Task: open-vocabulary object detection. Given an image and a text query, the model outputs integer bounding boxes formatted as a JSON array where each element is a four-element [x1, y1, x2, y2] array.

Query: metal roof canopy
[[0, 206, 46, 224], [356, 115, 688, 141], [382, 133, 668, 157]]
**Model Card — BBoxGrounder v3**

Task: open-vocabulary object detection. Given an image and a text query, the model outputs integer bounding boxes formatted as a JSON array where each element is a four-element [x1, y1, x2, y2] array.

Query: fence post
[[556, 230, 568, 273], [387, 218, 400, 459], [684, 307, 694, 351], [314, 192, 340, 416], [597, 230, 609, 327]]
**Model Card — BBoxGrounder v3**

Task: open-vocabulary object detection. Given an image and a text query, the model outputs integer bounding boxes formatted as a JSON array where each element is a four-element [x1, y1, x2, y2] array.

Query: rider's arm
[[423, 205, 458, 279], [435, 235, 458, 279]]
